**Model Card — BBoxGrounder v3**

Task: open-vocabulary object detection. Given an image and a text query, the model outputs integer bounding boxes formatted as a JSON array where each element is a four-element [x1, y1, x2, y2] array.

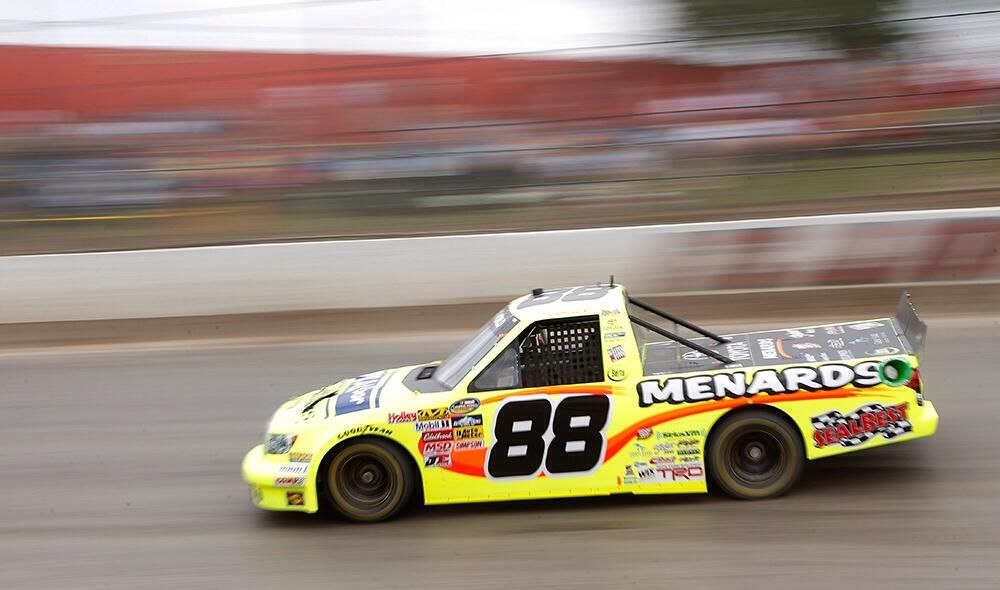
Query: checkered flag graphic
[[811, 403, 912, 447]]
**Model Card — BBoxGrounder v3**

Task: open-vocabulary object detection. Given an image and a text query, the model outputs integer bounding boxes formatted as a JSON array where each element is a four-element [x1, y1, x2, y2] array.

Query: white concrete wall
[[3, 207, 999, 323]]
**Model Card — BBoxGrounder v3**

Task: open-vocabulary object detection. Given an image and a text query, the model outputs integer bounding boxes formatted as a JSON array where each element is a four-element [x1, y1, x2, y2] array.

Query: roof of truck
[[507, 284, 626, 321]]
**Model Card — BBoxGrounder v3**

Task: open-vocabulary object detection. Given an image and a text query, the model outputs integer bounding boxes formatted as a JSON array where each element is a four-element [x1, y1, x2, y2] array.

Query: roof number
[[518, 285, 611, 310]]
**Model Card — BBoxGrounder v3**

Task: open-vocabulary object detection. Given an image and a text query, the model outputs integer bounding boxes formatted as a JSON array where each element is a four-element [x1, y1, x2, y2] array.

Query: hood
[[270, 366, 418, 429]]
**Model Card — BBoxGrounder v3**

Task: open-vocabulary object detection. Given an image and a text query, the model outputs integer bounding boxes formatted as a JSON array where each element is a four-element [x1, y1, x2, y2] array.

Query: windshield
[[435, 306, 519, 390]]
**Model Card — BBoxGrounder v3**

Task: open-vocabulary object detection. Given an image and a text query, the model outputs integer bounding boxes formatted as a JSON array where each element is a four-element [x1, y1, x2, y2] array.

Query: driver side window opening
[[471, 315, 603, 392]]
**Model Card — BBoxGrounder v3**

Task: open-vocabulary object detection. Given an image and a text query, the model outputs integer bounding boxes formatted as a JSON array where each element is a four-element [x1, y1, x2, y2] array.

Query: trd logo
[[658, 466, 704, 480]]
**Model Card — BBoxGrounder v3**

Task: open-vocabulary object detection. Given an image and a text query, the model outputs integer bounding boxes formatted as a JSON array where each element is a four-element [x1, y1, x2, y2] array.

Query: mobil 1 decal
[[486, 394, 612, 480], [637, 361, 882, 407]]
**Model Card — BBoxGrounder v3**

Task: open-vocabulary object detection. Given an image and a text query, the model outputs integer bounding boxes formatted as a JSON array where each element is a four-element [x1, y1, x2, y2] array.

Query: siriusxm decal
[[334, 371, 387, 415]]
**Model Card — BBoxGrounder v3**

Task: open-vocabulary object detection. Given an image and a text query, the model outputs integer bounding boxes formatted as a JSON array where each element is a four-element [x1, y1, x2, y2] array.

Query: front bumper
[[241, 444, 320, 513]]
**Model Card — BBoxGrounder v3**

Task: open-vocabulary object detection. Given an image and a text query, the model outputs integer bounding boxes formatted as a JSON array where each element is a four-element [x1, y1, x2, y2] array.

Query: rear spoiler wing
[[894, 291, 927, 355]]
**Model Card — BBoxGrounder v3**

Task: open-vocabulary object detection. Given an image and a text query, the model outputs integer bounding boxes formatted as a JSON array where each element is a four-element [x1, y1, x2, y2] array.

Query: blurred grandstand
[[1, 3, 999, 254]]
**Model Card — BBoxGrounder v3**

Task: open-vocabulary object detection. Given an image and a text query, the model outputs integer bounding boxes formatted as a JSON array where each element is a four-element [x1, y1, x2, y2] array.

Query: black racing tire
[[707, 410, 804, 500], [324, 438, 416, 523]]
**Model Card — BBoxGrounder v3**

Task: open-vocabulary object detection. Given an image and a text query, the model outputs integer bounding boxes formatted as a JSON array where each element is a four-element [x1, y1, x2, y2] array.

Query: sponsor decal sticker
[[455, 426, 485, 440], [636, 426, 653, 440], [608, 367, 627, 382], [657, 429, 704, 439], [637, 361, 883, 408], [454, 439, 485, 451], [424, 454, 452, 468], [630, 443, 653, 457], [867, 347, 900, 356], [421, 429, 454, 442], [756, 338, 786, 360], [627, 462, 705, 483], [604, 331, 627, 340], [275, 476, 306, 487], [415, 419, 452, 432], [676, 448, 700, 456], [286, 491, 305, 506], [449, 398, 481, 415], [388, 411, 418, 424], [277, 464, 308, 475], [333, 370, 388, 416], [337, 424, 393, 440], [423, 441, 454, 455], [451, 414, 483, 428], [289, 452, 312, 463], [607, 345, 626, 362], [418, 407, 450, 421], [812, 403, 911, 448], [785, 328, 815, 339]]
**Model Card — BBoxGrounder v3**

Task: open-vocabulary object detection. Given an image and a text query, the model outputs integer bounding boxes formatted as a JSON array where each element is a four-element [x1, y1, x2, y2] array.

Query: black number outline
[[517, 286, 611, 309], [485, 394, 613, 481]]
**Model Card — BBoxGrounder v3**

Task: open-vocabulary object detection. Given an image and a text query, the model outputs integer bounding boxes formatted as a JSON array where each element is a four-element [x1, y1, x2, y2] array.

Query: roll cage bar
[[626, 296, 734, 365]]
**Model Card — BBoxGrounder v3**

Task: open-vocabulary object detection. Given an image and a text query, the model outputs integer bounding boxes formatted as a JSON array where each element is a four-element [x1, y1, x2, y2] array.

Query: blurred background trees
[[676, 0, 907, 56]]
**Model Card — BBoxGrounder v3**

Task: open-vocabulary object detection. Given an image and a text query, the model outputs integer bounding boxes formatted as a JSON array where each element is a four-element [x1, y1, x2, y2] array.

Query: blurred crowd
[[1, 28, 999, 252]]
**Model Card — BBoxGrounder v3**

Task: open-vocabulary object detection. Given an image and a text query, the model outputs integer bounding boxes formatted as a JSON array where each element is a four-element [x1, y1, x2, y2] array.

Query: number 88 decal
[[486, 395, 612, 479]]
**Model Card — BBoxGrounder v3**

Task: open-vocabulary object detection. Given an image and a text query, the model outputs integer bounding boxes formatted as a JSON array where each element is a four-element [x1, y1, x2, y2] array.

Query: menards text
[[637, 361, 884, 407]]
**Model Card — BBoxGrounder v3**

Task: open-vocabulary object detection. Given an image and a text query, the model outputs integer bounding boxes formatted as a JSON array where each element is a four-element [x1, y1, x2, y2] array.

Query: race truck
[[242, 284, 937, 522]]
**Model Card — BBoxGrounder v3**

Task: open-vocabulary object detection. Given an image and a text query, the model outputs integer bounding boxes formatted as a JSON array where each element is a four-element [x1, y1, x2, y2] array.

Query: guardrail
[[2, 207, 998, 323]]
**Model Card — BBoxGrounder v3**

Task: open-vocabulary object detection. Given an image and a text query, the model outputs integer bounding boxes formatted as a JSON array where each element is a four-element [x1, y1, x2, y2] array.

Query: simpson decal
[[812, 403, 911, 448], [454, 439, 485, 451], [637, 361, 883, 407]]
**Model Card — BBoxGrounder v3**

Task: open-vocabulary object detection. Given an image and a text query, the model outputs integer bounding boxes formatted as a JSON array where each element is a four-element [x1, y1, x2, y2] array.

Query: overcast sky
[[0, 0, 998, 66]]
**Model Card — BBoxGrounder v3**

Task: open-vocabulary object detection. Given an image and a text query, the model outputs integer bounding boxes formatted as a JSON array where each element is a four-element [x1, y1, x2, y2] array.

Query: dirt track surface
[[1, 314, 998, 589]]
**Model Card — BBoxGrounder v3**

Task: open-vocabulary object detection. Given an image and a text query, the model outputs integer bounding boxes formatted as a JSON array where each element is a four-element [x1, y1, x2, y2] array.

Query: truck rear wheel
[[708, 410, 804, 499]]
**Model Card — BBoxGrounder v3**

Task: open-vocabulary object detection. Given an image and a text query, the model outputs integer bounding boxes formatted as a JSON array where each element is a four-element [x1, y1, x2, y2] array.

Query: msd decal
[[423, 441, 454, 456], [812, 403, 912, 448], [637, 361, 883, 407]]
